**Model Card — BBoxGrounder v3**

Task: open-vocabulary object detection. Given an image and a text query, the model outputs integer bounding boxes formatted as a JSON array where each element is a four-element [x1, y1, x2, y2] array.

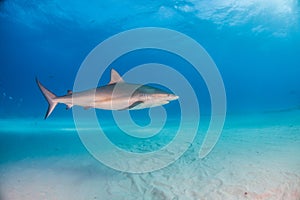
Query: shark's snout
[[168, 94, 179, 101]]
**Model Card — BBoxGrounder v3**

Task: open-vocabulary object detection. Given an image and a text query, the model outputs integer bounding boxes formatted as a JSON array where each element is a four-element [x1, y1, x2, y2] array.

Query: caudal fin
[[36, 78, 58, 119]]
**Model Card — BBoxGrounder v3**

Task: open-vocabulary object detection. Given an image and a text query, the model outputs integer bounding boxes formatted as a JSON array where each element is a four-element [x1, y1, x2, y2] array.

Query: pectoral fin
[[119, 101, 144, 110]]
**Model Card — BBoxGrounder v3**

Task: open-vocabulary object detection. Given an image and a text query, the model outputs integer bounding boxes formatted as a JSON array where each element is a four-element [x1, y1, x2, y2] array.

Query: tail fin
[[36, 78, 58, 119]]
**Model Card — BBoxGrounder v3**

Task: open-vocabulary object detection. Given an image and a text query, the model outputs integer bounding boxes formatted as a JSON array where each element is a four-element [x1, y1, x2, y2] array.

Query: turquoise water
[[1, 1, 300, 199]]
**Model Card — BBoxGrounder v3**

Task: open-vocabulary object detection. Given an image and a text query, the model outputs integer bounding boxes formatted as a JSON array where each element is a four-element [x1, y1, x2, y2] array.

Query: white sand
[[1, 124, 300, 200]]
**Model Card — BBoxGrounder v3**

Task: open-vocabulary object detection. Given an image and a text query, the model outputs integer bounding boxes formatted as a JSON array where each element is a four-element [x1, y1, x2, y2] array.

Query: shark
[[36, 69, 179, 119]]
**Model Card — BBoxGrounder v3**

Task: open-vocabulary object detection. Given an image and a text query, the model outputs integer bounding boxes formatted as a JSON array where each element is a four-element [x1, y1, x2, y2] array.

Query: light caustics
[[1, 0, 298, 36]]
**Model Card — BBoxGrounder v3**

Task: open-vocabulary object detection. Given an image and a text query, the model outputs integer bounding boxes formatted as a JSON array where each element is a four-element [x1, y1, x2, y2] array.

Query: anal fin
[[66, 104, 73, 110]]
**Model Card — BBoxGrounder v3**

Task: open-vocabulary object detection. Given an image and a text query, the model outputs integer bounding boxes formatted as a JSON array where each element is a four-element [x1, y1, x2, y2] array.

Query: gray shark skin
[[36, 69, 179, 119]]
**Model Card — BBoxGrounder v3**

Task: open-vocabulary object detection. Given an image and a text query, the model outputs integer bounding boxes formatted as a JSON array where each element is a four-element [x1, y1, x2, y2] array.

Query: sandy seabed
[[0, 115, 300, 200]]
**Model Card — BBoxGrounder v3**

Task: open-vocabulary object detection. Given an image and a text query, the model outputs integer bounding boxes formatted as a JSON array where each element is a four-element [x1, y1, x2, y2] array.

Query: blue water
[[0, 1, 299, 118], [0, 1, 300, 199]]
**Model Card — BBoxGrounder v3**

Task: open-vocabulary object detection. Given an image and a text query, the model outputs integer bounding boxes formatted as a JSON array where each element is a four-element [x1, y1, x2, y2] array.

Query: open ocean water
[[0, 1, 300, 200]]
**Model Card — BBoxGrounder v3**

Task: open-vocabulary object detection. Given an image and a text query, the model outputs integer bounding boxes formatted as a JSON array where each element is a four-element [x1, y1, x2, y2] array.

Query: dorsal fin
[[109, 69, 124, 85]]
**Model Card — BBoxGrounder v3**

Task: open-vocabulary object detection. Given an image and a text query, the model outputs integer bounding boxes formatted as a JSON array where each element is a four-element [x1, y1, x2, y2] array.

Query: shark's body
[[37, 69, 179, 119]]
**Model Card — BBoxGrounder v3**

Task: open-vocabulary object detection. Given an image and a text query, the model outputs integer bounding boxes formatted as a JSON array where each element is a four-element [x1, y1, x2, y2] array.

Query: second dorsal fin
[[108, 69, 124, 85]]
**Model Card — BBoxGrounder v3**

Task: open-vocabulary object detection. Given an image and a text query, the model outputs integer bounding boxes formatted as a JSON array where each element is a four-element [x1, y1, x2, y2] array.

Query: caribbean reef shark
[[36, 69, 179, 119]]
